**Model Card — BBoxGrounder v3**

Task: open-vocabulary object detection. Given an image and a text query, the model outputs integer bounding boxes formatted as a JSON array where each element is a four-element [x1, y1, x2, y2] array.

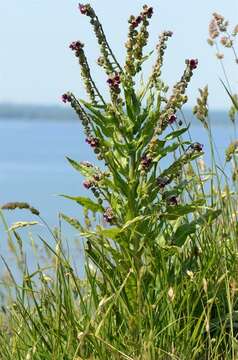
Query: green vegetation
[[0, 4, 238, 359]]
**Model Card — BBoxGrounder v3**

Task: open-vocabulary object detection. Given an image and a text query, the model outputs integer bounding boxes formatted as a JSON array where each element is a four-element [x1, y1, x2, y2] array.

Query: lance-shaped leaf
[[165, 125, 190, 141], [60, 195, 104, 213], [66, 157, 95, 177]]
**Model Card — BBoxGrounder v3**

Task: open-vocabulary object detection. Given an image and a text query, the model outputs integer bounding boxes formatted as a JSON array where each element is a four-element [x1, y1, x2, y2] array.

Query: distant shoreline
[[0, 103, 230, 123]]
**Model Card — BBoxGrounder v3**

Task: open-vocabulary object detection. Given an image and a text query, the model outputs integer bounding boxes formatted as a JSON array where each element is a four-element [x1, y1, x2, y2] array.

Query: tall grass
[[0, 4, 238, 359]]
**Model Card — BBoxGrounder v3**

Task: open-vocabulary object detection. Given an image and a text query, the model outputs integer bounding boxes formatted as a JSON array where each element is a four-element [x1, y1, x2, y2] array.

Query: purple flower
[[78, 3, 88, 15], [83, 180, 93, 189], [168, 114, 177, 124]]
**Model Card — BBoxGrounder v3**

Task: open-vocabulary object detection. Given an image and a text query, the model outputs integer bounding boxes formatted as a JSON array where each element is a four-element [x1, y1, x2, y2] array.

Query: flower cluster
[[83, 173, 102, 189], [78, 3, 94, 17], [61, 92, 92, 137], [70, 40, 100, 104], [107, 73, 121, 92], [208, 13, 238, 64], [150, 31, 173, 87], [69, 41, 84, 55], [125, 5, 154, 77], [140, 154, 152, 173], [154, 59, 198, 135], [86, 137, 100, 149], [187, 59, 198, 70], [78, 3, 120, 74], [131, 15, 142, 29], [103, 207, 115, 224], [193, 86, 209, 127]]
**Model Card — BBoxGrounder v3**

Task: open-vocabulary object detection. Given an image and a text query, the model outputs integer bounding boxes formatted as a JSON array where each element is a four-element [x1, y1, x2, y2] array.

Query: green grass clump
[[1, 4, 238, 359]]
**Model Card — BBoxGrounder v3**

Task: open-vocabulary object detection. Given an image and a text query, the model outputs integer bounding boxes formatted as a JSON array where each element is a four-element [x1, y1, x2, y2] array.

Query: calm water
[[0, 113, 235, 277]]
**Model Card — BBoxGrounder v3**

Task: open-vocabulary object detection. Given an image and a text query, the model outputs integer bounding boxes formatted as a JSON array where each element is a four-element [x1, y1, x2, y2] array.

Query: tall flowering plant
[[60, 3, 220, 355], [61, 3, 216, 277]]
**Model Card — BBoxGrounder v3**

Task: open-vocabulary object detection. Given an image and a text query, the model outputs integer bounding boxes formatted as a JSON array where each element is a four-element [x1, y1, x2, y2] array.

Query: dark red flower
[[93, 174, 101, 181], [107, 73, 121, 91], [168, 114, 177, 124], [61, 93, 72, 103], [146, 7, 153, 17], [189, 59, 198, 70], [167, 196, 178, 206], [141, 154, 152, 170], [85, 137, 99, 148], [191, 142, 204, 152], [69, 41, 84, 52]]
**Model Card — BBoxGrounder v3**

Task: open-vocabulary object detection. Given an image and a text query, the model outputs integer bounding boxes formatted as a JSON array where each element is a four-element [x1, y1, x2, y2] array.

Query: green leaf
[[153, 141, 190, 162], [97, 226, 121, 240], [165, 126, 189, 141], [172, 223, 197, 247], [60, 195, 104, 213], [220, 78, 238, 111], [66, 157, 95, 177], [165, 199, 206, 219], [121, 215, 149, 231], [196, 209, 221, 225]]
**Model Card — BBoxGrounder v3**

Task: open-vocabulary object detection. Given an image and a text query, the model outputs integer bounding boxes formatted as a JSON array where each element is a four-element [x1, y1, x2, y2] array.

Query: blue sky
[[0, 0, 237, 109]]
